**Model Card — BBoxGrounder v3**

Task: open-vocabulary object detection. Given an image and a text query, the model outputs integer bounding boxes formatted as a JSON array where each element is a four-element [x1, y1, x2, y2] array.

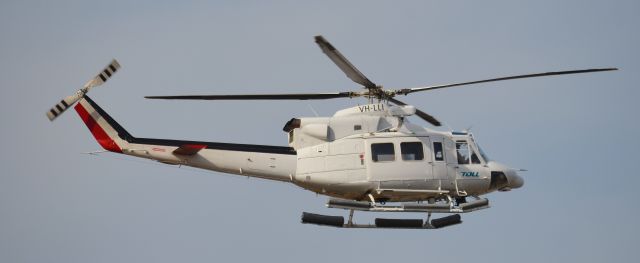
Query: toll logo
[[461, 171, 479, 177]]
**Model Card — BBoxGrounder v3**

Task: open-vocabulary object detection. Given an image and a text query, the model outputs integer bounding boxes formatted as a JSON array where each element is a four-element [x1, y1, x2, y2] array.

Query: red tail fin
[[74, 96, 128, 153]]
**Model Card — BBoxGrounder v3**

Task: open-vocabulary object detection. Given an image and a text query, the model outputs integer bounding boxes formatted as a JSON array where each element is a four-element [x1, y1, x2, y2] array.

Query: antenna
[[307, 104, 320, 117]]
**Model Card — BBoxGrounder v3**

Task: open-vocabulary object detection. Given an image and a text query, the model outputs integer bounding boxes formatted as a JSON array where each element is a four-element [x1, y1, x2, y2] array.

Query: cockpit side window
[[456, 141, 471, 165], [371, 143, 395, 162], [468, 137, 484, 164]]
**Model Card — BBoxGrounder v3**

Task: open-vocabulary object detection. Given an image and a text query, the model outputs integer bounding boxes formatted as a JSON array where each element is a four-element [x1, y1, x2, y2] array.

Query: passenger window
[[400, 142, 424, 161], [456, 141, 470, 165], [371, 143, 395, 162], [433, 142, 444, 161]]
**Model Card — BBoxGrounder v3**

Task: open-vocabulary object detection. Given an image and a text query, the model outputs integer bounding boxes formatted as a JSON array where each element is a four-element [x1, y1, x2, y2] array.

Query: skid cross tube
[[326, 198, 490, 213]]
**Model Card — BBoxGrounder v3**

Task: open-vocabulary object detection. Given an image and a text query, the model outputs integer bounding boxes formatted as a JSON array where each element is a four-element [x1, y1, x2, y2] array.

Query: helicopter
[[47, 35, 616, 229]]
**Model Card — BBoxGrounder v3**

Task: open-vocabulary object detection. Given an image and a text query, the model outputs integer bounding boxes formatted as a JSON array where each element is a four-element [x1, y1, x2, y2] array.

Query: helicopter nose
[[488, 162, 524, 191], [506, 169, 524, 189]]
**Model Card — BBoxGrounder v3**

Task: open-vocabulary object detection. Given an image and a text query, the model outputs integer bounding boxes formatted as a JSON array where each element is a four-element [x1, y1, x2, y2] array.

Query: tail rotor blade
[[46, 92, 83, 121], [84, 59, 121, 90]]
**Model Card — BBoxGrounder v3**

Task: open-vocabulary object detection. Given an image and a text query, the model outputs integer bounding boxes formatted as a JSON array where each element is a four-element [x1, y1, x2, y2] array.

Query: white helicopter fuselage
[[78, 97, 522, 203], [286, 103, 523, 202]]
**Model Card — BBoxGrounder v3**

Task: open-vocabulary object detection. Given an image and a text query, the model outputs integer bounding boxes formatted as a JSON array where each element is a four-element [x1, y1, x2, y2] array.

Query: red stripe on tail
[[75, 103, 122, 153]]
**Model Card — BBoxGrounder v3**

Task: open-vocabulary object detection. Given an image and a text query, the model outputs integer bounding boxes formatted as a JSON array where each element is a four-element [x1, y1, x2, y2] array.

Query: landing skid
[[301, 212, 462, 229], [300, 197, 489, 229]]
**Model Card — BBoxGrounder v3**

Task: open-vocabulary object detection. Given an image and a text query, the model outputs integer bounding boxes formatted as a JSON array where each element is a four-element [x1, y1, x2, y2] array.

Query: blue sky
[[1, 1, 639, 262]]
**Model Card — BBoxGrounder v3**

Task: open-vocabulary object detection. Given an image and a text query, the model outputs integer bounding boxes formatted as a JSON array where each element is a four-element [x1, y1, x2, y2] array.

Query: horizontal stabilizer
[[173, 144, 207, 155]]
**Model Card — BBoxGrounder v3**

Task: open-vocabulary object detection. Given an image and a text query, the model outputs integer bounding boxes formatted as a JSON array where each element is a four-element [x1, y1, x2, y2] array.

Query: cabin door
[[365, 137, 431, 182], [430, 136, 448, 182]]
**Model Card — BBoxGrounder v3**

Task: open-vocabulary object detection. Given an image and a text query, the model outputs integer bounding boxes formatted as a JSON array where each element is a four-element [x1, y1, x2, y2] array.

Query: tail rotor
[[46, 59, 121, 121]]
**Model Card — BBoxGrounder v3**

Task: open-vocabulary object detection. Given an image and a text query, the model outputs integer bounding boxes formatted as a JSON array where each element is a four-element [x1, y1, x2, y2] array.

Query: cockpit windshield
[[454, 134, 487, 164]]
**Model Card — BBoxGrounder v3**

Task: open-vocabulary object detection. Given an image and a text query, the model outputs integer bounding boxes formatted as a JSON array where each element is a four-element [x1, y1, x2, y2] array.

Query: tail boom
[[73, 96, 297, 182]]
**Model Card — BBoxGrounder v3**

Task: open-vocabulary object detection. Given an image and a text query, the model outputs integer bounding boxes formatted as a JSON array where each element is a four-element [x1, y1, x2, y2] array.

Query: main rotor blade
[[388, 98, 441, 127], [145, 92, 355, 100], [315, 35, 377, 89], [398, 68, 618, 95]]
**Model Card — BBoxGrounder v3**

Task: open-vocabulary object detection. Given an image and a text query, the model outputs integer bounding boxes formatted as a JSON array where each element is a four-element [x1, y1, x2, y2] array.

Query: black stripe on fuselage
[[131, 137, 296, 155], [82, 96, 296, 155]]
